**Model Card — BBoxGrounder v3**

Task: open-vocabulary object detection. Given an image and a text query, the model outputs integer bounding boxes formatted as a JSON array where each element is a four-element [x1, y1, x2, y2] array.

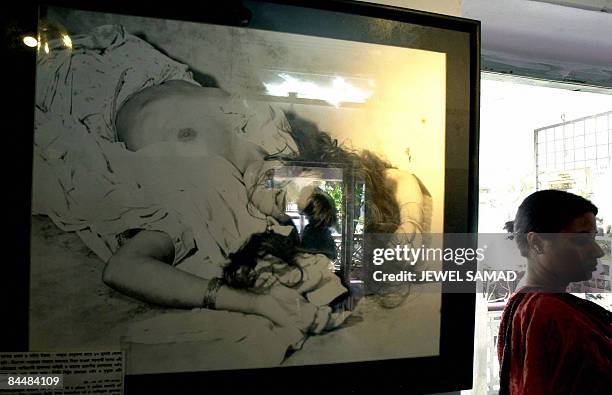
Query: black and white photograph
[[8, 0, 612, 393], [28, 1, 474, 376]]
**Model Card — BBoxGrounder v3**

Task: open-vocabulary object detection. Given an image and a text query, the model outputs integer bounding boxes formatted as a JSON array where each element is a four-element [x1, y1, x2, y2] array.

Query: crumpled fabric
[[33, 24, 200, 263], [33, 24, 297, 265], [122, 308, 305, 374]]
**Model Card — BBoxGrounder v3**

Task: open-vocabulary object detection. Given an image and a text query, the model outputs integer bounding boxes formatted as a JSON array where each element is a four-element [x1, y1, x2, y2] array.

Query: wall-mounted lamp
[[22, 36, 38, 48]]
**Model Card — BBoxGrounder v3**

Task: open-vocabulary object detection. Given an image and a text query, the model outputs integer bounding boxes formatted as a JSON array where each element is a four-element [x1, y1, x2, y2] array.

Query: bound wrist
[[201, 277, 224, 309]]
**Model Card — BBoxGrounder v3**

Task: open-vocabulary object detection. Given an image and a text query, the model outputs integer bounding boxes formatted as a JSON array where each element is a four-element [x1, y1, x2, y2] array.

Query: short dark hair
[[303, 188, 338, 229], [504, 189, 598, 257]]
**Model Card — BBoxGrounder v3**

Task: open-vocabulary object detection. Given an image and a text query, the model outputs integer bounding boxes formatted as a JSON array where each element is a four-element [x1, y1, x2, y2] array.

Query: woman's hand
[[253, 286, 318, 333], [252, 285, 350, 335]]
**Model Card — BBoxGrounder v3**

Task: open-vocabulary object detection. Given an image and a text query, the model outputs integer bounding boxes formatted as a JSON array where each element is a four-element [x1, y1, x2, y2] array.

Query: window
[[474, 73, 612, 394]]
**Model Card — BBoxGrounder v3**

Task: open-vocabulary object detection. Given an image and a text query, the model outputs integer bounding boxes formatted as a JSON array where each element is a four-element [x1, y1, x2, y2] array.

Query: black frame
[[4, 1, 480, 393]]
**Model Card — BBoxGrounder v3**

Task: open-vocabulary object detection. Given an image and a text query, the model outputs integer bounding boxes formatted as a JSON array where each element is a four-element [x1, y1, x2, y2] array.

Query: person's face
[[539, 212, 605, 282]]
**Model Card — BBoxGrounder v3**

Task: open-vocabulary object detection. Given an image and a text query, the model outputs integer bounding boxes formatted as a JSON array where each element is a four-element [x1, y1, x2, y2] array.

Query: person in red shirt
[[498, 189, 611, 395]]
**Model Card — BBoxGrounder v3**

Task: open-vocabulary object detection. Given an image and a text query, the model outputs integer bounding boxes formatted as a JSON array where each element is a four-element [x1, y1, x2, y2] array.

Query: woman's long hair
[[270, 111, 402, 234], [223, 231, 302, 289]]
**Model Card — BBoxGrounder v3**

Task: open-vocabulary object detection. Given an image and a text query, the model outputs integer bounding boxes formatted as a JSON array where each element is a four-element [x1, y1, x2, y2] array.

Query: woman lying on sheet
[[33, 25, 431, 336]]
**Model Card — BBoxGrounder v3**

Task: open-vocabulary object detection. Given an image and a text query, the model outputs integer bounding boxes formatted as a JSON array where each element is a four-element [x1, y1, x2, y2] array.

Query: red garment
[[497, 289, 611, 395]]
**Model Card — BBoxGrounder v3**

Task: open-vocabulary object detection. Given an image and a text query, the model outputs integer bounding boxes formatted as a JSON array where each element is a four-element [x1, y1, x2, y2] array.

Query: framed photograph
[[7, 0, 479, 393]]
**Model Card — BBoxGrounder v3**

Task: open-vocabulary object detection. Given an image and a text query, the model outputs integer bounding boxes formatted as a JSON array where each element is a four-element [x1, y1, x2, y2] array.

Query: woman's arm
[[102, 230, 256, 312], [102, 230, 319, 332]]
